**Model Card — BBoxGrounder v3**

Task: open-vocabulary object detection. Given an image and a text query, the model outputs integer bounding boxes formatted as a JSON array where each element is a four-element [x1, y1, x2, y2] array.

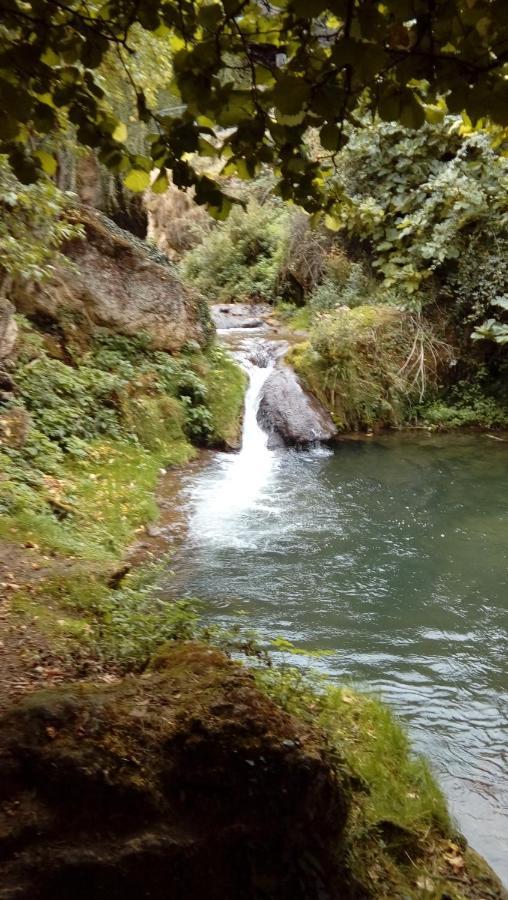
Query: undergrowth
[[287, 306, 451, 432], [417, 378, 508, 430], [0, 317, 246, 558]]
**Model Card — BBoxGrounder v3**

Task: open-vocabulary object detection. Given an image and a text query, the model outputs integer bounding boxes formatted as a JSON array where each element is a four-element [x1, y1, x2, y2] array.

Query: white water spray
[[188, 341, 278, 544]]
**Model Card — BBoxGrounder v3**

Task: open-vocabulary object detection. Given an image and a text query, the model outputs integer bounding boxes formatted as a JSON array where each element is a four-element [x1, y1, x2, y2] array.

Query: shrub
[[0, 155, 82, 285], [180, 200, 288, 303], [417, 380, 508, 430], [288, 306, 451, 430]]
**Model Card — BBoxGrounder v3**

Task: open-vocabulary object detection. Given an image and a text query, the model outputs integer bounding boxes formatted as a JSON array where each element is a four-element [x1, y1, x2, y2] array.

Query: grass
[[0, 318, 247, 560], [10, 566, 201, 669], [194, 347, 248, 448], [253, 664, 497, 899], [275, 301, 313, 332], [0, 437, 195, 561]]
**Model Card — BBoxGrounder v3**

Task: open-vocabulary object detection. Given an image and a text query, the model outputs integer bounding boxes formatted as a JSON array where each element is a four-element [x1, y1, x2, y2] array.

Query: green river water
[[167, 428, 507, 883]]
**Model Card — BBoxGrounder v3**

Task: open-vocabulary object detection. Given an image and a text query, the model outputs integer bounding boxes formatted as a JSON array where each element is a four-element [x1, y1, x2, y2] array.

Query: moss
[[255, 666, 504, 899], [0, 318, 246, 559], [198, 346, 247, 448]]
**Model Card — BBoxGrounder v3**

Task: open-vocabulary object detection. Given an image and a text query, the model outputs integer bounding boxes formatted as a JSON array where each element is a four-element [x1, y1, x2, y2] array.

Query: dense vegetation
[[0, 317, 245, 559], [0, 3, 507, 895], [177, 114, 508, 431], [1, 0, 508, 220]]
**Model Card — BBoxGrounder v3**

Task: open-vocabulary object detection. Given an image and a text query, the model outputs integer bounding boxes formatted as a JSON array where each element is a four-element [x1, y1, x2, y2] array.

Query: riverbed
[[162, 322, 508, 883]]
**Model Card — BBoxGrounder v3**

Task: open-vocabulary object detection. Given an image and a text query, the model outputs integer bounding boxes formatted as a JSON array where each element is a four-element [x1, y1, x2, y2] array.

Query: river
[[164, 329, 508, 883]]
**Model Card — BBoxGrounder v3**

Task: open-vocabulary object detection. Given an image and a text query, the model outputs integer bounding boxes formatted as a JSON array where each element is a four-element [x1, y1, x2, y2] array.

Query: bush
[[288, 306, 450, 430], [0, 155, 82, 285], [180, 200, 289, 303], [418, 380, 508, 430]]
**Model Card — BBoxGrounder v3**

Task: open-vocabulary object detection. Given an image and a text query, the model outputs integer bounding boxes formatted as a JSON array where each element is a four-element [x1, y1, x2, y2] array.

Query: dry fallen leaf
[[416, 875, 435, 892], [444, 852, 465, 873]]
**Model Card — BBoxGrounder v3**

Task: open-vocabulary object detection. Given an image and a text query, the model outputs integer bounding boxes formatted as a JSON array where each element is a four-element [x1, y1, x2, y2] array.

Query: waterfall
[[187, 339, 278, 544]]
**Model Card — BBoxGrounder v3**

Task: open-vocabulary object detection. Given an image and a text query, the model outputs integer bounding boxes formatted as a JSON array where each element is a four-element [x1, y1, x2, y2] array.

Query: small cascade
[[189, 302, 333, 543], [188, 336, 280, 540]]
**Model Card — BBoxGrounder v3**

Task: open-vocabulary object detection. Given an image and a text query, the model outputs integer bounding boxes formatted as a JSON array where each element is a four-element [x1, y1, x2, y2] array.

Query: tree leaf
[[123, 170, 151, 192]]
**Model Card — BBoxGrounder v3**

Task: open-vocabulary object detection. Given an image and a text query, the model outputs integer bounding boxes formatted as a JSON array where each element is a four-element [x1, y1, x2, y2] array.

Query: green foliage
[[418, 381, 508, 430], [181, 201, 288, 303], [0, 156, 82, 283], [308, 253, 377, 313], [327, 120, 508, 309], [259, 664, 450, 835], [95, 567, 202, 669], [2, 0, 507, 214], [289, 306, 448, 431], [0, 319, 245, 557]]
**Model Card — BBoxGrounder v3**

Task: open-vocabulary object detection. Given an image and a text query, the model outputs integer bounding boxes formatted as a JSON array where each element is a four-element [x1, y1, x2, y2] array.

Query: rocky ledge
[[0, 642, 348, 900], [9, 208, 213, 353]]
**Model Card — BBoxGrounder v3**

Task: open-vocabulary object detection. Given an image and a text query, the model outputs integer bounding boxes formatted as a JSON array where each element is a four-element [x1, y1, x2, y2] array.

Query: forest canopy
[[1, 0, 507, 214]]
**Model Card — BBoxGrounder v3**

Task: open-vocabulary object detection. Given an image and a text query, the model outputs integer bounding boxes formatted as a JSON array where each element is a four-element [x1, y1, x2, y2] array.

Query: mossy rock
[[0, 641, 349, 900]]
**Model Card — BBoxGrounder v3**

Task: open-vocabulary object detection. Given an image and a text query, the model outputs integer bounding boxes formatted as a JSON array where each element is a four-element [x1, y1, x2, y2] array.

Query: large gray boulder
[[0, 299, 17, 359], [0, 642, 348, 900], [10, 209, 213, 352], [258, 365, 337, 447]]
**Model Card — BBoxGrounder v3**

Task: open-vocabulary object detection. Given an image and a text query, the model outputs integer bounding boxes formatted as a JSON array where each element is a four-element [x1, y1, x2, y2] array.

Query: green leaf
[[35, 150, 57, 176], [150, 170, 169, 194], [320, 124, 342, 152], [272, 75, 310, 116], [112, 122, 128, 143], [123, 170, 151, 192]]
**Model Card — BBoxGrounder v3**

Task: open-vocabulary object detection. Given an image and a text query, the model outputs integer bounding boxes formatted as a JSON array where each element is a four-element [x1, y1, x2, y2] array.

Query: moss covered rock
[[10, 208, 213, 353], [0, 641, 349, 900]]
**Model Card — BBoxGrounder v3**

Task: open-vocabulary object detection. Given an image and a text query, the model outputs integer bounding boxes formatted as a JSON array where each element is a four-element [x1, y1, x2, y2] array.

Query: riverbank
[[1, 307, 507, 896]]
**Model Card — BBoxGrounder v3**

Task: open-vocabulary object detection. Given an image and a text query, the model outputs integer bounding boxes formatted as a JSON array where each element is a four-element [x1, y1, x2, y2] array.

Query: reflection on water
[[165, 433, 508, 883]]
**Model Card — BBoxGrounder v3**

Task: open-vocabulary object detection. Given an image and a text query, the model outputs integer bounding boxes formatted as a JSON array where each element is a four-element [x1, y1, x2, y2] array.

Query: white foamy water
[[189, 345, 278, 545]]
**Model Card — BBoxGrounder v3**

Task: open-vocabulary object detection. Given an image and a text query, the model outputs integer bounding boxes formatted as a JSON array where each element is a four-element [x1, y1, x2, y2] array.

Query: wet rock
[[10, 209, 212, 353], [0, 642, 349, 900], [240, 339, 288, 369], [257, 366, 337, 447], [0, 299, 17, 360], [211, 303, 271, 331]]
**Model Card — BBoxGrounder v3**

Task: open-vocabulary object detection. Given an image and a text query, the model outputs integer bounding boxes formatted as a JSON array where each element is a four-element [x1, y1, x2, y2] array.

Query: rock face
[[11, 209, 213, 352], [257, 366, 337, 447], [0, 642, 349, 900], [0, 299, 17, 359]]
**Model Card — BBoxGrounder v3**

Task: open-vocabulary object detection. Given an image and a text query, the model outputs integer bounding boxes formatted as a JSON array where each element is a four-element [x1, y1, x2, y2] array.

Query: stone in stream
[[0, 642, 348, 900], [257, 365, 337, 447], [210, 302, 271, 331]]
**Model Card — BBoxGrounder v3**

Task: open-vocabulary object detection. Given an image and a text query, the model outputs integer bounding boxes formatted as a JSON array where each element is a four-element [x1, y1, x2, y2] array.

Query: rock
[[10, 209, 213, 353], [210, 303, 271, 331], [257, 366, 338, 447], [0, 299, 17, 359], [0, 407, 30, 449], [0, 642, 349, 900]]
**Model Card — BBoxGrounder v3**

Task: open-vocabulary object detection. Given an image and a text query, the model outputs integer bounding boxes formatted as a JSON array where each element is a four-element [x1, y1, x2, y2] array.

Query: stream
[[164, 320, 508, 883]]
